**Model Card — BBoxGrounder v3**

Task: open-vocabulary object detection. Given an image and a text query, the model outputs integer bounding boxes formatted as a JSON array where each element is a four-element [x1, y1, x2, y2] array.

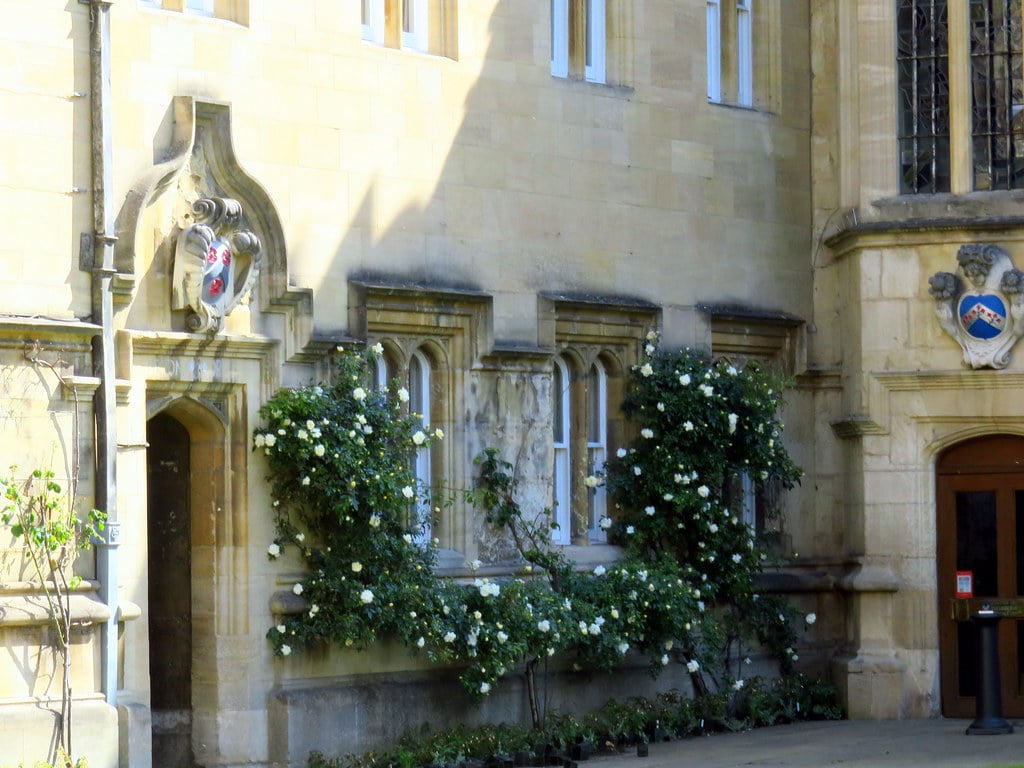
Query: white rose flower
[[633, 466, 643, 476], [617, 642, 629, 654], [479, 682, 491, 694], [254, 434, 266, 447], [292, 583, 303, 595], [412, 430, 427, 445], [593, 565, 606, 576], [371, 342, 384, 355], [537, 619, 551, 633], [640, 428, 654, 439], [416, 636, 425, 648], [267, 543, 281, 558], [661, 654, 670, 666], [314, 444, 326, 457], [733, 679, 745, 691], [683, 421, 694, 432], [402, 533, 413, 544], [368, 514, 381, 528], [351, 561, 363, 573], [686, 659, 700, 673], [640, 363, 654, 377], [301, 476, 311, 487], [444, 631, 456, 643], [656, 402, 665, 412], [398, 387, 410, 403], [264, 433, 277, 447], [359, 589, 374, 604], [402, 485, 415, 499], [584, 475, 600, 488], [805, 612, 817, 625], [697, 485, 710, 498], [645, 505, 656, 516], [626, 525, 635, 534], [599, 517, 613, 530], [728, 413, 739, 433], [616, 447, 628, 458], [434, 428, 444, 439], [277, 624, 286, 634], [280, 644, 291, 656], [679, 373, 691, 386], [496, 631, 508, 644], [353, 387, 367, 402]]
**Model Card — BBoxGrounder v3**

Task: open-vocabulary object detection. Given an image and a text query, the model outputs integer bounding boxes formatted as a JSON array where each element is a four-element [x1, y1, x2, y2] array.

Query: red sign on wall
[[956, 571, 973, 599]]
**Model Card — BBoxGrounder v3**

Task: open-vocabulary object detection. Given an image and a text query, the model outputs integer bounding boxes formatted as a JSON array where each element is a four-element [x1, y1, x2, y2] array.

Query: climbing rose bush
[[258, 342, 806, 698]]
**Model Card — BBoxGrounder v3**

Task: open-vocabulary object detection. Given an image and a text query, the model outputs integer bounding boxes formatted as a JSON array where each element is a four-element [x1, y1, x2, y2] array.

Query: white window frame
[[584, 0, 606, 84], [738, 471, 757, 529], [402, 0, 430, 52], [736, 0, 753, 106], [362, 0, 385, 45], [586, 360, 608, 541], [551, 0, 570, 78], [552, 357, 572, 546], [707, 0, 722, 101], [373, 354, 389, 392], [185, 0, 215, 16], [409, 349, 433, 543]]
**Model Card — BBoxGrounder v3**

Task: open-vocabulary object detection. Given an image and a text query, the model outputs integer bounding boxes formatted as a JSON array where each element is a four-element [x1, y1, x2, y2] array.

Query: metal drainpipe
[[85, 0, 120, 708]]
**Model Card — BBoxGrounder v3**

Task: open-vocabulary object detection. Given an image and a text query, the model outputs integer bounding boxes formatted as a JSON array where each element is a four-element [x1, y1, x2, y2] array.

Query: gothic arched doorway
[[147, 412, 194, 767]]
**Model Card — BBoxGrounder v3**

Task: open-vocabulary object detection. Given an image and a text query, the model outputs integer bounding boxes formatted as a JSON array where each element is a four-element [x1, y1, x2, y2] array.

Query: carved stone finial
[[171, 196, 262, 333], [929, 243, 1024, 369]]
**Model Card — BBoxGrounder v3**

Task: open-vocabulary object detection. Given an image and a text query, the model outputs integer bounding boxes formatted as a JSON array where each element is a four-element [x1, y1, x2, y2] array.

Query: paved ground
[[587, 719, 1024, 768]]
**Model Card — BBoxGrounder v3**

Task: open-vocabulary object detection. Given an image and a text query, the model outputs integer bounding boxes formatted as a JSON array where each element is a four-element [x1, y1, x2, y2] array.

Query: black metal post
[[966, 607, 1013, 735]]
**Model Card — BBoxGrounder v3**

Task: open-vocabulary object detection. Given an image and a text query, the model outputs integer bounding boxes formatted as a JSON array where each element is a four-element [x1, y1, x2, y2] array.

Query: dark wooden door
[[937, 434, 1024, 718], [148, 413, 195, 768]]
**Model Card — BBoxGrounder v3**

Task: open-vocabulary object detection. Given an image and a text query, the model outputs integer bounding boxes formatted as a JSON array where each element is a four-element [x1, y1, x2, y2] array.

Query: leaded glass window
[[970, 0, 1024, 190], [897, 0, 951, 194]]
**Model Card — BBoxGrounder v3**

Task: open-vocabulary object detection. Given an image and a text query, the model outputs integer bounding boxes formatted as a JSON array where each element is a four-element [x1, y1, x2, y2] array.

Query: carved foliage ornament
[[929, 243, 1024, 369], [172, 197, 262, 333]]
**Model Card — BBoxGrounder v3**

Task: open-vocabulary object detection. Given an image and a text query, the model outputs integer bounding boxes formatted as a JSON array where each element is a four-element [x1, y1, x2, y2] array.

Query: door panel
[[938, 435, 1024, 718]]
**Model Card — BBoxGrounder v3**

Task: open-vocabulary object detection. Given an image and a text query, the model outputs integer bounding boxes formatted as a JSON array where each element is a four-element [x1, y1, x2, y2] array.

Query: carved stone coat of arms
[[172, 196, 261, 333], [929, 243, 1024, 369]]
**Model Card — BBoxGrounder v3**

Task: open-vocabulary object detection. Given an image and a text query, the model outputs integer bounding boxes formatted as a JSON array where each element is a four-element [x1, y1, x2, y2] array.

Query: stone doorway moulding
[[936, 433, 1024, 719], [144, 387, 248, 766]]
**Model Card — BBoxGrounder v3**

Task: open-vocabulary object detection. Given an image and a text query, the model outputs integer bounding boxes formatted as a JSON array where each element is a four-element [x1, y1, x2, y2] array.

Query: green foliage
[[306, 681, 842, 767], [260, 342, 814, 707], [602, 339, 804, 679], [1, 468, 106, 595], [1, 468, 106, 763]]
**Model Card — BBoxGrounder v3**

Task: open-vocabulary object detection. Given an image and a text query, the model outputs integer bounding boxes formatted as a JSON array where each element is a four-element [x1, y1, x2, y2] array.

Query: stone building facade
[[4, 0, 1023, 766]]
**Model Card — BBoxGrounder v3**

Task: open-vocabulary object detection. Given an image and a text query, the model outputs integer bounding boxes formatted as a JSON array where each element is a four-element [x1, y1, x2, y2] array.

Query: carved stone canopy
[[928, 243, 1024, 369], [172, 196, 262, 333]]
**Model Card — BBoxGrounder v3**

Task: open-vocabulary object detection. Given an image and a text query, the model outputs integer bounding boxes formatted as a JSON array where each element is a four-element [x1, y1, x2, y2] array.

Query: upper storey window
[[970, 0, 1024, 190], [138, 0, 246, 23], [551, 0, 606, 84], [898, 0, 1024, 194], [707, 0, 776, 109], [897, 0, 951, 193], [362, 0, 458, 59]]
